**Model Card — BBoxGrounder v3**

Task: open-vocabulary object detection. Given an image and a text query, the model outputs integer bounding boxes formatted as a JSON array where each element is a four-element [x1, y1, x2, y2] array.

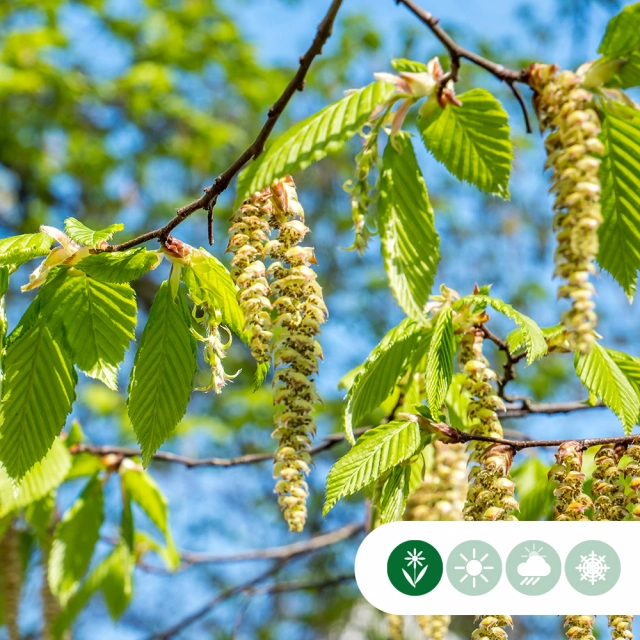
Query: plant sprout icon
[[402, 548, 429, 588], [453, 546, 495, 589]]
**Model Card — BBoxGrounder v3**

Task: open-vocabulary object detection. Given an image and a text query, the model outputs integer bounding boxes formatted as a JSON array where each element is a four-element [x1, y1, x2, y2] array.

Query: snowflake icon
[[576, 551, 610, 586]]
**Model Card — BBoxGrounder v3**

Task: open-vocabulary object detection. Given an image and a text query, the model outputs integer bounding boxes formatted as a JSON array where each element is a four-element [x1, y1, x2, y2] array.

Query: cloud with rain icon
[[517, 546, 551, 586]]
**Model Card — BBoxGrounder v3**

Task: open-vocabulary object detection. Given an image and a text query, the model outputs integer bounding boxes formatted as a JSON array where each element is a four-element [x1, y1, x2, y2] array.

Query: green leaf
[[182, 248, 245, 340], [77, 248, 162, 284], [598, 102, 640, 300], [0, 439, 71, 518], [598, 3, 640, 59], [377, 465, 412, 524], [49, 475, 104, 604], [127, 281, 197, 465], [510, 457, 555, 521], [120, 465, 178, 568], [0, 322, 77, 480], [40, 272, 137, 390], [379, 133, 440, 320], [64, 218, 124, 248], [606, 348, 640, 409], [575, 342, 640, 434], [391, 58, 429, 73], [253, 360, 270, 391], [237, 81, 393, 197], [426, 307, 454, 417], [324, 420, 421, 515], [418, 88, 512, 197], [463, 295, 547, 365], [506, 324, 563, 358], [343, 318, 431, 443], [0, 232, 55, 267]]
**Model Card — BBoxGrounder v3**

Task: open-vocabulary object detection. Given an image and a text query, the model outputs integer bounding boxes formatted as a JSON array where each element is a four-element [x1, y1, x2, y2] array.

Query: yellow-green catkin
[[388, 613, 404, 640], [549, 441, 592, 520], [529, 64, 603, 355], [473, 615, 513, 640], [268, 176, 327, 533], [564, 616, 596, 640], [592, 444, 627, 521], [227, 189, 273, 364], [459, 330, 518, 521], [608, 616, 634, 640], [417, 615, 451, 640], [0, 523, 22, 640], [41, 542, 63, 640], [624, 440, 640, 520]]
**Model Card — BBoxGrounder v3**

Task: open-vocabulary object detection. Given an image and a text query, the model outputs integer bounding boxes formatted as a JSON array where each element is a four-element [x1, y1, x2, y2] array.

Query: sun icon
[[453, 546, 495, 589]]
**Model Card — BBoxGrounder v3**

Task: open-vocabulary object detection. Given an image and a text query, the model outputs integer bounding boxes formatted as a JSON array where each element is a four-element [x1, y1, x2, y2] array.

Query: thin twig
[[105, 0, 344, 254], [480, 324, 528, 397], [395, 0, 533, 132]]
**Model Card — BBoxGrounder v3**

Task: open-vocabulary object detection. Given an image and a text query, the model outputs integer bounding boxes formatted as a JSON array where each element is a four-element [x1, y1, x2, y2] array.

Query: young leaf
[[598, 102, 640, 300], [506, 324, 563, 359], [324, 420, 421, 515], [64, 218, 124, 248], [0, 439, 71, 518], [606, 348, 640, 404], [598, 3, 640, 59], [510, 457, 555, 521], [418, 88, 512, 198], [426, 307, 454, 417], [0, 232, 55, 267], [237, 81, 393, 198], [377, 465, 412, 524], [127, 281, 197, 465], [379, 133, 440, 321], [391, 58, 429, 73], [49, 475, 104, 604], [343, 319, 431, 443], [462, 294, 547, 365], [40, 272, 137, 390], [0, 322, 77, 480], [77, 248, 162, 284], [181, 248, 245, 340], [575, 342, 640, 434]]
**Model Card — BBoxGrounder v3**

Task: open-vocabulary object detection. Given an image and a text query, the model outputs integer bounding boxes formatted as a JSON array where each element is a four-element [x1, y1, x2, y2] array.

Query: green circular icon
[[506, 540, 561, 596], [565, 540, 621, 596], [386, 540, 443, 596], [446, 540, 502, 595]]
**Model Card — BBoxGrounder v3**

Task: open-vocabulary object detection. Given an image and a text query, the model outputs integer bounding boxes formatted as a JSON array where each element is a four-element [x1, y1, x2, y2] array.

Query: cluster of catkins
[[592, 443, 627, 521], [228, 176, 326, 532], [623, 440, 640, 520], [549, 441, 591, 520], [564, 616, 597, 640], [0, 523, 21, 640], [529, 63, 603, 355], [473, 615, 513, 640], [609, 616, 635, 640], [459, 330, 518, 521]]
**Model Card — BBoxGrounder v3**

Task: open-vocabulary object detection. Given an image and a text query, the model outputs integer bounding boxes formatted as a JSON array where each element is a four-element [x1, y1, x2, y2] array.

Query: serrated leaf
[[0, 439, 71, 518], [426, 307, 454, 416], [237, 81, 393, 198], [391, 58, 429, 73], [40, 272, 137, 390], [418, 88, 512, 197], [606, 348, 640, 413], [344, 318, 431, 443], [0, 232, 55, 267], [510, 457, 555, 521], [49, 475, 104, 604], [379, 133, 440, 320], [598, 102, 640, 300], [77, 248, 162, 284], [575, 342, 639, 434], [377, 465, 412, 524], [0, 322, 77, 480], [64, 218, 124, 248], [598, 3, 640, 59], [253, 360, 270, 391], [324, 420, 421, 515], [182, 248, 245, 340], [127, 281, 197, 465], [463, 294, 547, 365], [506, 324, 563, 357]]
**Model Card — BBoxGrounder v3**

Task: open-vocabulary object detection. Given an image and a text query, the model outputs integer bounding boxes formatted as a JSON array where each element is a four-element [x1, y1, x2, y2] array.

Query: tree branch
[[395, 0, 533, 133], [480, 324, 527, 397], [106, 0, 344, 253]]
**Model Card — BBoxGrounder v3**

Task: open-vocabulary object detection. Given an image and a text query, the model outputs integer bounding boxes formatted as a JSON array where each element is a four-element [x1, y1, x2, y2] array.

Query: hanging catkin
[[388, 613, 404, 640], [459, 329, 518, 521], [550, 441, 591, 520], [268, 176, 327, 533], [529, 64, 603, 355], [608, 616, 634, 640], [472, 615, 513, 640], [564, 616, 596, 640], [592, 443, 627, 521], [624, 440, 640, 520], [0, 523, 22, 640], [417, 615, 451, 640]]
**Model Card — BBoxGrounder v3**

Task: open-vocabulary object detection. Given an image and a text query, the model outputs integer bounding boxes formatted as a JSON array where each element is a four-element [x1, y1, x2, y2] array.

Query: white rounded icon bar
[[354, 521, 638, 615]]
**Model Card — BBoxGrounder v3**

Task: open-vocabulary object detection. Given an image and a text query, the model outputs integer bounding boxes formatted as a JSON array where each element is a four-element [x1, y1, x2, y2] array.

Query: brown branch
[[71, 400, 606, 469], [395, 0, 533, 133], [480, 324, 527, 397], [106, 0, 344, 253]]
